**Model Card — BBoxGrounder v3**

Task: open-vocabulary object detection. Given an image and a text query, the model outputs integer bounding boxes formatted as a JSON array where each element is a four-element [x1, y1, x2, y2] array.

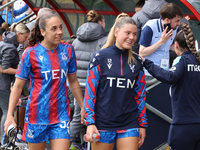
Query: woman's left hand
[[4, 116, 16, 136], [138, 128, 146, 148]]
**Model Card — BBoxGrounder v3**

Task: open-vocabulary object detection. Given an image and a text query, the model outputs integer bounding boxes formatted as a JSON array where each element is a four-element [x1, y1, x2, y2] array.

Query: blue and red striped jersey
[[16, 41, 77, 124], [84, 44, 148, 131]]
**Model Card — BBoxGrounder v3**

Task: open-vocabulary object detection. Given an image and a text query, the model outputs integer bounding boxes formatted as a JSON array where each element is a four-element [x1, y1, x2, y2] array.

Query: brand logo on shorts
[[28, 129, 34, 138]]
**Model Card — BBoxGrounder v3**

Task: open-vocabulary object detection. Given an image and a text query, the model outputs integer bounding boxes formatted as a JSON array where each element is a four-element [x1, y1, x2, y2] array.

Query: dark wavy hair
[[26, 13, 57, 48]]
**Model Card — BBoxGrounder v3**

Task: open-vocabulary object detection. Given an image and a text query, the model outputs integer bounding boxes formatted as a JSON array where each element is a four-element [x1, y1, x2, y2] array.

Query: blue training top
[[2, 4, 29, 25], [84, 44, 148, 131], [144, 51, 200, 125]]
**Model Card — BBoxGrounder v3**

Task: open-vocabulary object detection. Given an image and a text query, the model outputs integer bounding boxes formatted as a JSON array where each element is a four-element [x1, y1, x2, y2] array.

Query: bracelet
[[71, 87, 81, 91]]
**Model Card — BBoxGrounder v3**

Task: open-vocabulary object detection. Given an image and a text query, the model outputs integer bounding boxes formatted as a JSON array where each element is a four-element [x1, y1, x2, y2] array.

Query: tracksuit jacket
[[144, 51, 200, 125], [84, 44, 148, 131]]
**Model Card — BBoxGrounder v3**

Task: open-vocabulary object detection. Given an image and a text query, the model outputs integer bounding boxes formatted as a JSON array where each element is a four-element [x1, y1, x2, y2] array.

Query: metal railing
[[0, 0, 17, 10], [146, 79, 172, 123], [0, 0, 17, 24], [16, 12, 35, 24]]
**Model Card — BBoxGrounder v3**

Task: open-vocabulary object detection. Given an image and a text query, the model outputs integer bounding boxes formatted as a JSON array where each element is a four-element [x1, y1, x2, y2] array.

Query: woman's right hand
[[85, 125, 100, 143], [4, 116, 16, 136]]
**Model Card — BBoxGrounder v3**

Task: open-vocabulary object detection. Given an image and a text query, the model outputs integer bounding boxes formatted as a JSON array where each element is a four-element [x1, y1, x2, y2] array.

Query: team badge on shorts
[[28, 129, 34, 138]]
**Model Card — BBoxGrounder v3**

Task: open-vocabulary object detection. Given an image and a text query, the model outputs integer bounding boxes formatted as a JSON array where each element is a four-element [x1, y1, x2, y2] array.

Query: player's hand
[[4, 116, 16, 136], [138, 128, 146, 148], [80, 106, 85, 124], [85, 125, 100, 143]]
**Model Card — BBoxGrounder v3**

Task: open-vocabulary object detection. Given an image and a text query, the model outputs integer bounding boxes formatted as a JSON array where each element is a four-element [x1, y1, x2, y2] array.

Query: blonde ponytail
[[102, 13, 137, 65], [10, 23, 30, 34]]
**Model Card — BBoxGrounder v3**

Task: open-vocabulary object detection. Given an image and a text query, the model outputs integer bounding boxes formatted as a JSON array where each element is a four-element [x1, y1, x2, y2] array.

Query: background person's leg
[[14, 106, 26, 130], [70, 100, 83, 143], [1, 109, 9, 144]]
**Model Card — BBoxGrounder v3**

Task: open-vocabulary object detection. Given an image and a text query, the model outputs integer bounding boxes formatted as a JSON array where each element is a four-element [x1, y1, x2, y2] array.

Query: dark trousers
[[168, 124, 200, 150]]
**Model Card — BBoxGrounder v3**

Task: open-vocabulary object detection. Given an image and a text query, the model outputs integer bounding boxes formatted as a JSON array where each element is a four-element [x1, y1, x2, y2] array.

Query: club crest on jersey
[[61, 52, 68, 61], [107, 58, 112, 69], [129, 64, 135, 73]]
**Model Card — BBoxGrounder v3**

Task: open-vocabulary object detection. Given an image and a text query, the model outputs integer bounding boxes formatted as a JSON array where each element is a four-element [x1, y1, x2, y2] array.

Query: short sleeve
[[68, 45, 77, 74], [15, 48, 31, 80], [139, 26, 153, 47]]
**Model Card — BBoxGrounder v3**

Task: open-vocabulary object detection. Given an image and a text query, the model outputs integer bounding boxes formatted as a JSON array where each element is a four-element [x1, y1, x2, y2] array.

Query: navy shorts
[[22, 120, 70, 143], [168, 124, 200, 150], [98, 128, 139, 143]]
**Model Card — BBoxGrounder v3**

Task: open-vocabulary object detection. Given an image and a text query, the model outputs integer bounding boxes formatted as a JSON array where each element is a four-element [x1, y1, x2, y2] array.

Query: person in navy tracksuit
[[84, 13, 147, 150], [141, 23, 200, 150]]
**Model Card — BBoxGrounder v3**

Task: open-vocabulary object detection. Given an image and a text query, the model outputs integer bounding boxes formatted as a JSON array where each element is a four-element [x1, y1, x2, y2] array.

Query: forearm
[[3, 67, 17, 75], [7, 79, 25, 117], [143, 59, 181, 84], [139, 40, 165, 57], [135, 71, 148, 128], [12, 15, 27, 23], [14, 4, 28, 16], [68, 79, 83, 108]]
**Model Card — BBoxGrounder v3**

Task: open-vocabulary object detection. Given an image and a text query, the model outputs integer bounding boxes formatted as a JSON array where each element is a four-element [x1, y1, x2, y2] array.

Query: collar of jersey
[[38, 42, 58, 52], [157, 18, 163, 33], [181, 50, 191, 56], [111, 43, 128, 55]]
